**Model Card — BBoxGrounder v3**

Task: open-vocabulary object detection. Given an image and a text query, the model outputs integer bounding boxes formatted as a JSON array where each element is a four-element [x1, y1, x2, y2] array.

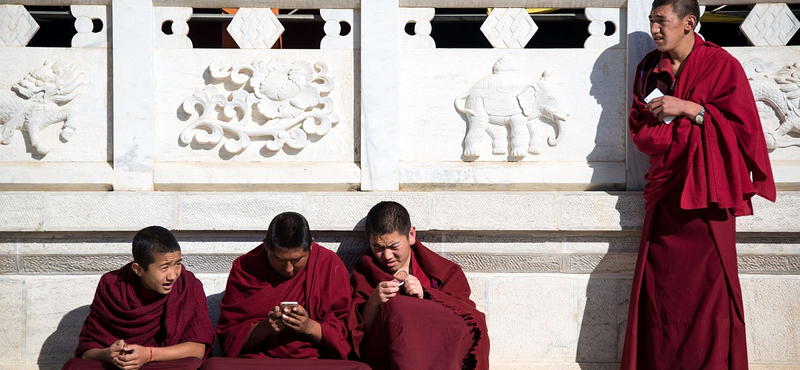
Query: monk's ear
[[685, 15, 697, 32], [131, 262, 144, 276], [407, 226, 417, 245]]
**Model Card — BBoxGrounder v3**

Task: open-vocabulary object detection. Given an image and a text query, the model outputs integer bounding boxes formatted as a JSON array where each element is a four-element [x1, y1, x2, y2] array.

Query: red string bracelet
[[148, 347, 153, 363]]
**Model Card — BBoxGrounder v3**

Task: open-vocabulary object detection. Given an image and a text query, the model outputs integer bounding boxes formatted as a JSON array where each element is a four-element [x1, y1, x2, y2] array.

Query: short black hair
[[132, 226, 181, 271], [264, 212, 312, 251], [652, 0, 700, 20], [364, 201, 412, 237]]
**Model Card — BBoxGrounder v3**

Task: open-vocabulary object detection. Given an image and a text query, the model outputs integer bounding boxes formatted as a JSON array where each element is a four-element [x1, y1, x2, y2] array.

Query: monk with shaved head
[[622, 0, 775, 368]]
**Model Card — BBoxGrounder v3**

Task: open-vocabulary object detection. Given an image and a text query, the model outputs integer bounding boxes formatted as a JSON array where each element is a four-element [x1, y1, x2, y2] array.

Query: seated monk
[[201, 212, 369, 370], [62, 226, 214, 370], [349, 201, 490, 370]]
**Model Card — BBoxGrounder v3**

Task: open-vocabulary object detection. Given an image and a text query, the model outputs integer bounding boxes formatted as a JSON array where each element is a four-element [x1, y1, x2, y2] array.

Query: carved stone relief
[[227, 8, 284, 49], [154, 7, 192, 49], [740, 3, 800, 47], [71, 5, 107, 48], [454, 56, 569, 160], [400, 8, 435, 49], [480, 8, 538, 49], [744, 58, 800, 150], [0, 5, 39, 47], [584, 8, 623, 49], [0, 61, 83, 156], [321, 9, 359, 49], [180, 59, 338, 155]]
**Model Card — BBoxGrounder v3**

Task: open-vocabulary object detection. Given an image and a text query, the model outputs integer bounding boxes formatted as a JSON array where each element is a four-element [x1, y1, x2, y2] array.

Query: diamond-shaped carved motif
[[0, 5, 40, 46], [480, 8, 538, 49], [227, 8, 284, 49], [740, 3, 800, 46]]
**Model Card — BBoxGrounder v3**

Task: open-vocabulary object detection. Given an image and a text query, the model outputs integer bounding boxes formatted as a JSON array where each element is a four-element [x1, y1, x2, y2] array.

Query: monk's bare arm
[[150, 341, 205, 360], [647, 96, 703, 122]]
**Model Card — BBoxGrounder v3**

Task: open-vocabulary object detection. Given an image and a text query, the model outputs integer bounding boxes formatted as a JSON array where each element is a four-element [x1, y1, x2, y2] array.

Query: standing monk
[[201, 212, 369, 370], [622, 0, 776, 368], [63, 226, 215, 370], [349, 201, 490, 370]]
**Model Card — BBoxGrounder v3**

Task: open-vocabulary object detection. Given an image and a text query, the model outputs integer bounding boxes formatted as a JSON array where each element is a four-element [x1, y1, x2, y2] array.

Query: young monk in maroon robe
[[621, 0, 776, 369], [348, 201, 490, 370], [62, 226, 215, 370], [200, 212, 369, 370]]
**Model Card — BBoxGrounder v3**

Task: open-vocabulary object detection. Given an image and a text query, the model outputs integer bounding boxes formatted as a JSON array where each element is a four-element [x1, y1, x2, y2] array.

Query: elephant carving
[[0, 60, 82, 156], [454, 55, 569, 159], [744, 58, 800, 150]]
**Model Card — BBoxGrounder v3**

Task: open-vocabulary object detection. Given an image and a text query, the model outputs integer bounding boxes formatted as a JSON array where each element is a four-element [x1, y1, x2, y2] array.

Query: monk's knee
[[198, 357, 226, 370]]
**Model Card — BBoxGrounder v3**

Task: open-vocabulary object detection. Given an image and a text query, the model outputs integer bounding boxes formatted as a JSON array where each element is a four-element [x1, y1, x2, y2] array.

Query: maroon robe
[[349, 240, 490, 370], [214, 242, 352, 361], [622, 34, 776, 369], [65, 263, 214, 370]]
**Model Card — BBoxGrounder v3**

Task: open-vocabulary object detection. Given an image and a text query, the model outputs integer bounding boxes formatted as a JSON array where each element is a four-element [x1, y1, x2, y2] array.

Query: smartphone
[[280, 301, 298, 313]]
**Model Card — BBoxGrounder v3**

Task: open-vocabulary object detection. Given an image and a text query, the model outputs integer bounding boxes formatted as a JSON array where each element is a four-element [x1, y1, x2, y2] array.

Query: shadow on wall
[[38, 305, 90, 370], [575, 196, 643, 368], [207, 292, 224, 357], [587, 40, 626, 190]]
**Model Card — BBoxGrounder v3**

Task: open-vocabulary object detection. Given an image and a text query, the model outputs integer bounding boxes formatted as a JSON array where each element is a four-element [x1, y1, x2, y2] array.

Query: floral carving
[[0, 60, 83, 156], [180, 59, 338, 154]]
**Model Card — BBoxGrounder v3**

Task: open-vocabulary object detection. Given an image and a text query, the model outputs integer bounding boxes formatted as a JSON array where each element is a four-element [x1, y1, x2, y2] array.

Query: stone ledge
[[0, 191, 796, 232], [4, 252, 799, 275]]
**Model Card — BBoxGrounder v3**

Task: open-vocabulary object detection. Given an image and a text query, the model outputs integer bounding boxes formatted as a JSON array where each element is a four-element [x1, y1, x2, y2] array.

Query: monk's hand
[[646, 96, 700, 123], [370, 281, 401, 305], [106, 339, 126, 362], [401, 274, 424, 299], [113, 343, 148, 370], [266, 306, 287, 335], [282, 304, 319, 336]]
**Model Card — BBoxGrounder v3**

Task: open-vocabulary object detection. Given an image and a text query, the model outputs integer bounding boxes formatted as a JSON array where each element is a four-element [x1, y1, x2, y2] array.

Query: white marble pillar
[[111, 0, 155, 191], [625, 0, 655, 190], [360, 0, 400, 191]]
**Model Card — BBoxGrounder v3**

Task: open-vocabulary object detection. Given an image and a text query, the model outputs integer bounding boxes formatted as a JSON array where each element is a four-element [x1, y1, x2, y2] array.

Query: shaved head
[[652, 0, 700, 20]]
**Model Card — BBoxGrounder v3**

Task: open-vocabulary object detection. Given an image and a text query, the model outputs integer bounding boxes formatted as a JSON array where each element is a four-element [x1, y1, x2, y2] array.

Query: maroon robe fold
[[70, 263, 214, 368], [622, 34, 776, 369], [349, 240, 490, 370], [215, 242, 352, 360]]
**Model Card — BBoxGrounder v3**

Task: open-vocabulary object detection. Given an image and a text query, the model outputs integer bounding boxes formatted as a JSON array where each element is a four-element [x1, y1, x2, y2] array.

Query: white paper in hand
[[644, 88, 675, 124]]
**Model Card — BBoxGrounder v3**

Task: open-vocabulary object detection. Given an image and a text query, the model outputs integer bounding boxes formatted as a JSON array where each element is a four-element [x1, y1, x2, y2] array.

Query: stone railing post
[[360, 0, 400, 191], [112, 0, 155, 191]]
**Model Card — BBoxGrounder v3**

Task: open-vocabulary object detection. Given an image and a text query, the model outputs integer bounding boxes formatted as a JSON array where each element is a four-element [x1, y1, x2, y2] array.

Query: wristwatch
[[694, 107, 705, 125]]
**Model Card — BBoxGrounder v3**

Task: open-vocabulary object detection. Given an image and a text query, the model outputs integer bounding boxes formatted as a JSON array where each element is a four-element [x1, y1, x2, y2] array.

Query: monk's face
[[369, 227, 416, 274], [134, 251, 183, 295], [267, 247, 310, 278], [649, 5, 695, 52]]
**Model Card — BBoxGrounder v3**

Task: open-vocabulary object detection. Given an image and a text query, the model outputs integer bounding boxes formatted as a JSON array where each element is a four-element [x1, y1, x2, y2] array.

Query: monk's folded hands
[[113, 343, 149, 370]]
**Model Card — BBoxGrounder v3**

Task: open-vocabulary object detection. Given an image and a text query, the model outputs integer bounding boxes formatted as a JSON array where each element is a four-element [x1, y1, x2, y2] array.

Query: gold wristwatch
[[694, 107, 705, 125]]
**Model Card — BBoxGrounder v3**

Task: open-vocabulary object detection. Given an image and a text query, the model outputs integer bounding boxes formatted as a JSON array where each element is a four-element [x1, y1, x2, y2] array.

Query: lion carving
[[0, 60, 83, 155]]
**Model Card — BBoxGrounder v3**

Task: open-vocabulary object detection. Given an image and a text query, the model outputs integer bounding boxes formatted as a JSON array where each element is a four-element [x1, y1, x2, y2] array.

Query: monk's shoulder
[[314, 243, 349, 276]]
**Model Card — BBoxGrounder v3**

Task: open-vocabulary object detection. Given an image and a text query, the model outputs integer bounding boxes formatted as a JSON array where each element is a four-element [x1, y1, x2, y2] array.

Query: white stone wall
[[1, 0, 800, 369]]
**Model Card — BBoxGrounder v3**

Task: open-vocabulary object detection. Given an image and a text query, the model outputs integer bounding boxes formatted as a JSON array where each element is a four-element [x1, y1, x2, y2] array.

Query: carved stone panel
[[71, 5, 107, 48], [740, 4, 800, 47], [480, 8, 538, 49], [400, 8, 435, 49], [227, 8, 284, 49], [744, 58, 800, 150], [154, 7, 192, 49], [454, 55, 569, 160], [0, 61, 83, 156], [321, 9, 359, 49], [584, 8, 623, 49], [0, 5, 39, 47], [180, 59, 339, 155]]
